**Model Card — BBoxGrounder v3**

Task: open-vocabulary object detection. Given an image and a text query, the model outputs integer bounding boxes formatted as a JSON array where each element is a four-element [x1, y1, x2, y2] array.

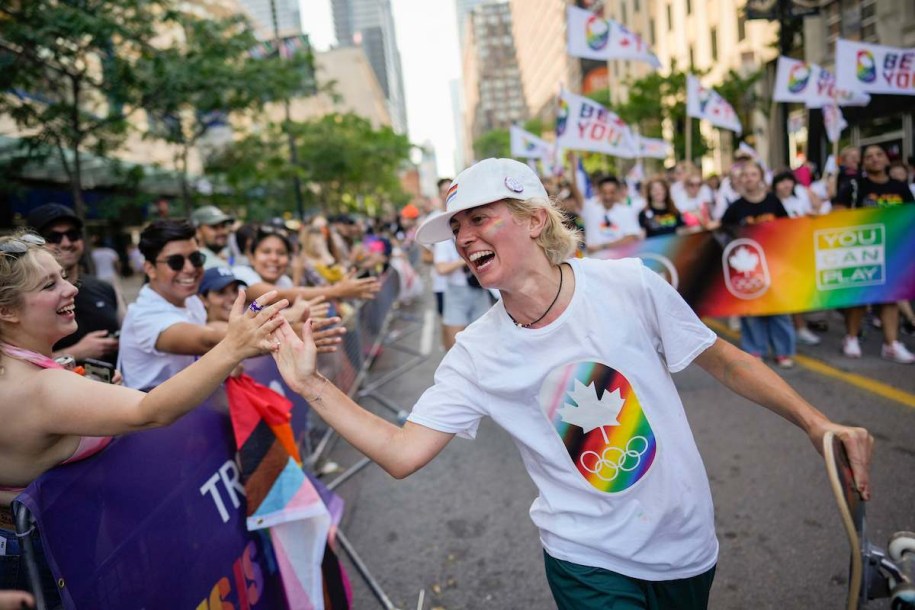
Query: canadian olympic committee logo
[[722, 238, 770, 299]]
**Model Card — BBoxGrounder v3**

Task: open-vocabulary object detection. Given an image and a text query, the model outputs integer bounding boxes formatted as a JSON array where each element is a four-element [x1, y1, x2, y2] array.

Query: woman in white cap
[[270, 158, 873, 609]]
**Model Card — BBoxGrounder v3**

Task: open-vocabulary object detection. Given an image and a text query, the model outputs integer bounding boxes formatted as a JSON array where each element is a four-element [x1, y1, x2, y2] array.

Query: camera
[[82, 358, 114, 383]]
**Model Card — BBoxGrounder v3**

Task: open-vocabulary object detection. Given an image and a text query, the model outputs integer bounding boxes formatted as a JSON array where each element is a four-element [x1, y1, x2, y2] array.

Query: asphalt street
[[324, 284, 915, 610]]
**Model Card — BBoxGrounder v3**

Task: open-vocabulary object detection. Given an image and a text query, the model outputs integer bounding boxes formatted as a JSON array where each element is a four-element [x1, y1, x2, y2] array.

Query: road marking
[[420, 308, 435, 356], [703, 318, 915, 410]]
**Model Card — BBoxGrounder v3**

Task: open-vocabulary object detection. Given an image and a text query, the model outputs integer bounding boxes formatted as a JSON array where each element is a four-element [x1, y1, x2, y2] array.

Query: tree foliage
[[0, 0, 172, 217], [208, 113, 412, 219], [473, 128, 510, 161]]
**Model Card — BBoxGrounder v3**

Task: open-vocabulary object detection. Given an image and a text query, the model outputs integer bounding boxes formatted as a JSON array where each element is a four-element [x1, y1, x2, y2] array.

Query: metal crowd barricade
[[9, 267, 423, 610]]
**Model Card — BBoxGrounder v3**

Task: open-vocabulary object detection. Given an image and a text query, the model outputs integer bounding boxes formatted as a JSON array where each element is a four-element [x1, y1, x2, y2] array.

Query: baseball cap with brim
[[199, 266, 247, 294], [191, 205, 234, 227], [26, 203, 83, 233], [415, 158, 548, 244]]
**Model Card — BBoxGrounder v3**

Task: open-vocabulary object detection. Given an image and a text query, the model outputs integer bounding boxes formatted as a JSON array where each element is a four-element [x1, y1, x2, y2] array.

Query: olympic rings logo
[[579, 436, 650, 482]]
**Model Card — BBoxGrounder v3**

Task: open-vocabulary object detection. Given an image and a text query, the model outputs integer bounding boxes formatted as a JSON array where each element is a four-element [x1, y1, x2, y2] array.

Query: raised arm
[[694, 338, 874, 498], [39, 291, 288, 436], [272, 318, 453, 478]]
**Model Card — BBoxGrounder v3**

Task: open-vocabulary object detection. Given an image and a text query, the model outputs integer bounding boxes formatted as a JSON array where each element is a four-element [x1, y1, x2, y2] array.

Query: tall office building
[[455, 0, 489, 47], [462, 1, 527, 164], [236, 0, 301, 38], [331, 0, 408, 135]]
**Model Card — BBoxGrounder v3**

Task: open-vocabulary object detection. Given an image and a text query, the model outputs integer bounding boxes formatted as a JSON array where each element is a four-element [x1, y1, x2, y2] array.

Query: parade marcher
[[26, 203, 121, 367], [191, 205, 235, 269], [833, 145, 915, 363], [581, 175, 642, 254], [268, 158, 873, 610], [721, 162, 797, 368], [673, 173, 716, 230], [0, 230, 288, 601], [638, 178, 685, 238]]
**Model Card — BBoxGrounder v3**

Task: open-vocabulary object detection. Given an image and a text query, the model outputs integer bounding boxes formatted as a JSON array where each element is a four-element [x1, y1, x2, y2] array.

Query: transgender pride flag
[[227, 375, 336, 610]]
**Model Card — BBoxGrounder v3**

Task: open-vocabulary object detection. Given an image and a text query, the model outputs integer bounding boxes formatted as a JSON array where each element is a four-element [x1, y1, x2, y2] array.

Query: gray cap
[[190, 205, 234, 227]]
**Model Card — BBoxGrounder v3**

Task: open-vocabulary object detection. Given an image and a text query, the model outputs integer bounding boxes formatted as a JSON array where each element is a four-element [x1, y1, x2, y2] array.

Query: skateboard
[[823, 431, 915, 609]]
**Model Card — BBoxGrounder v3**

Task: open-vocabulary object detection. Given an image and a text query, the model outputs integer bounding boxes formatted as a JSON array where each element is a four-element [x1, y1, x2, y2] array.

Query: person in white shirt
[[581, 175, 642, 254], [772, 171, 824, 218], [269, 157, 874, 610], [673, 173, 717, 230]]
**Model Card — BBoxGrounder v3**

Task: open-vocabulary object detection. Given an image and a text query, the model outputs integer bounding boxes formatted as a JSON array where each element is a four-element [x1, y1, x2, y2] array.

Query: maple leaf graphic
[[557, 379, 625, 444], [729, 246, 759, 275]]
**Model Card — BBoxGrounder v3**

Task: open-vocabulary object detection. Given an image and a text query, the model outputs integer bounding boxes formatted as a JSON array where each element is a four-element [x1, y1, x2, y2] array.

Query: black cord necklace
[[507, 264, 564, 329]]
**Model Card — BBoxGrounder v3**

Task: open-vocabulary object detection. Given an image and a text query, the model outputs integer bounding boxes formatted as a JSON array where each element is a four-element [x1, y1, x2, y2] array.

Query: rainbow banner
[[594, 206, 915, 316]]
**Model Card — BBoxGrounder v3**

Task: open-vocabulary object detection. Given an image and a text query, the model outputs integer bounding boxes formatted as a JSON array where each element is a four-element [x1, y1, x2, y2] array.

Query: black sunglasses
[[0, 233, 46, 258], [44, 229, 83, 244], [155, 251, 207, 271]]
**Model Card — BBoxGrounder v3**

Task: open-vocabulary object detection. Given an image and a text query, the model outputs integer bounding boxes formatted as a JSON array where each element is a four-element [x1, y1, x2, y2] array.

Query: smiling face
[[4, 250, 80, 347], [144, 238, 204, 307], [197, 221, 232, 252], [449, 200, 540, 290], [862, 146, 889, 177], [251, 235, 290, 284], [42, 220, 84, 272], [202, 282, 240, 323]]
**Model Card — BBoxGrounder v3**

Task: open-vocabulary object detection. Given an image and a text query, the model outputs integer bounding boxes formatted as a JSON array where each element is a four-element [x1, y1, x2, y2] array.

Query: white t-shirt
[[91, 247, 119, 281], [433, 240, 468, 288], [581, 198, 642, 250], [712, 177, 742, 220], [118, 285, 207, 390], [408, 257, 719, 580], [671, 182, 714, 211]]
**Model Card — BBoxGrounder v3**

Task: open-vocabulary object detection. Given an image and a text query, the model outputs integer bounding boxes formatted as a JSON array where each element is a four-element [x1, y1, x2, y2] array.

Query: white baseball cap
[[415, 158, 548, 244]]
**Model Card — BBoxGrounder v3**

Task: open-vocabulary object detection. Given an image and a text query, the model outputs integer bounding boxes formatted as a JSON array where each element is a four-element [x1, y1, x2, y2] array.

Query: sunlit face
[[841, 149, 860, 169], [251, 235, 289, 284], [12, 250, 79, 345], [889, 165, 908, 182], [197, 221, 232, 251], [202, 282, 240, 323], [449, 201, 533, 289], [145, 239, 204, 307], [42, 220, 83, 272], [862, 146, 889, 176]]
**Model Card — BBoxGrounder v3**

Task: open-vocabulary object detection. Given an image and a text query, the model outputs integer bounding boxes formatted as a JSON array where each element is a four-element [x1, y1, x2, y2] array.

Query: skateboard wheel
[[890, 583, 915, 610], [888, 532, 915, 562]]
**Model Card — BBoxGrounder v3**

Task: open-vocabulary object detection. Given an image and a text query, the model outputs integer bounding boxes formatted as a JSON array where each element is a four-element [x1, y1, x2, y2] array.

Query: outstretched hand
[[226, 289, 289, 360], [811, 422, 874, 500], [271, 318, 319, 395]]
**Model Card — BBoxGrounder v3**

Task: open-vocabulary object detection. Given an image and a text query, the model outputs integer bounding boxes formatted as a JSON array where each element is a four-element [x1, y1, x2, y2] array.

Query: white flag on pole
[[686, 75, 742, 134], [835, 38, 915, 96], [805, 65, 870, 108], [636, 135, 670, 159], [510, 126, 553, 160], [823, 104, 847, 143], [555, 89, 637, 158], [566, 5, 661, 68]]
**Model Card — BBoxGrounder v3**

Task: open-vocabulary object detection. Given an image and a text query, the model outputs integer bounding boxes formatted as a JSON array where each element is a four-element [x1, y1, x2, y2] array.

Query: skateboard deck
[[824, 430, 866, 610]]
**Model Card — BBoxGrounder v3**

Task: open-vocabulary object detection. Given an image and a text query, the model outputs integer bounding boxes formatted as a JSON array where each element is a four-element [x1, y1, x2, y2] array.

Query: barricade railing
[[11, 267, 421, 610]]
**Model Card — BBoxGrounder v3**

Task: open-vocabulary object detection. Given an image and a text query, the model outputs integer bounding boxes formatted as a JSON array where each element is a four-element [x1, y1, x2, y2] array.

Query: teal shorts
[[543, 551, 716, 610]]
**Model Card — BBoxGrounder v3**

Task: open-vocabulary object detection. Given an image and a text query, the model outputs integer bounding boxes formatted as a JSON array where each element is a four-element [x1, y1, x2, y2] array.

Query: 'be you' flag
[[686, 75, 742, 134], [510, 126, 553, 160], [636, 135, 670, 159], [773, 56, 870, 107], [835, 38, 915, 96], [555, 89, 637, 158], [566, 5, 661, 68]]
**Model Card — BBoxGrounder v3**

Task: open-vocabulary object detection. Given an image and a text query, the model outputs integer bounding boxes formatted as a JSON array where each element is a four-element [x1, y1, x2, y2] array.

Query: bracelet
[[306, 374, 329, 403]]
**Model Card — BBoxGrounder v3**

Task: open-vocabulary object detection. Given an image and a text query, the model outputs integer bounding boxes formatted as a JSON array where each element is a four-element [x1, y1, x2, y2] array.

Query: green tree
[[209, 113, 412, 218], [473, 128, 510, 160], [0, 0, 172, 218], [135, 12, 312, 214]]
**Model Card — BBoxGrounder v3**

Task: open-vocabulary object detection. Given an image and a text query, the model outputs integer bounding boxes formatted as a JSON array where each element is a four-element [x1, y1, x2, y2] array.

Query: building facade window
[[711, 26, 718, 60], [737, 12, 746, 41], [667, 3, 673, 30]]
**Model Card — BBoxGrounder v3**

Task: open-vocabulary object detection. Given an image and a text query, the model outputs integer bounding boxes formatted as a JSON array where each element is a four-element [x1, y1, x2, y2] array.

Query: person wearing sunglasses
[[26, 203, 121, 367], [118, 220, 225, 390], [0, 230, 288, 603]]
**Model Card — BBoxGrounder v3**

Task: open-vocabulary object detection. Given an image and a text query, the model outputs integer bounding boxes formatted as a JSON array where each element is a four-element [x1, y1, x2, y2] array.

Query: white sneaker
[[881, 341, 915, 364], [796, 327, 821, 345], [842, 336, 862, 358]]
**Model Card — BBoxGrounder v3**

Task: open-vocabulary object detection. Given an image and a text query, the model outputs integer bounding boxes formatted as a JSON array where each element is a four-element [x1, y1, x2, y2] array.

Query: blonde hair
[[0, 231, 52, 333], [503, 197, 579, 265]]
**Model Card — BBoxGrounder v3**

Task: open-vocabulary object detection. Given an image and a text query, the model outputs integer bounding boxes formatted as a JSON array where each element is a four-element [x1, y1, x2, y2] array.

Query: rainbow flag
[[594, 206, 915, 316]]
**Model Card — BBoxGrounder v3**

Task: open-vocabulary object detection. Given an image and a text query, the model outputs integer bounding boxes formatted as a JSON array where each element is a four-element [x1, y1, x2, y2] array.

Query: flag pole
[[686, 115, 692, 165]]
